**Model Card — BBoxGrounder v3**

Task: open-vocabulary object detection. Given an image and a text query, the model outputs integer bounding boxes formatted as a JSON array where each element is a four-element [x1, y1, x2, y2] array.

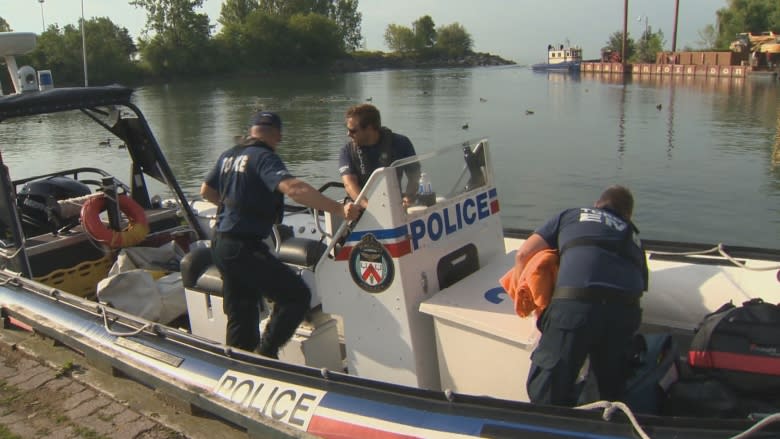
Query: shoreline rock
[[330, 51, 515, 73]]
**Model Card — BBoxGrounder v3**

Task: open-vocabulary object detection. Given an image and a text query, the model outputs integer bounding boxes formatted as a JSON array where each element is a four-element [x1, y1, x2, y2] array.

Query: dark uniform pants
[[212, 234, 311, 352], [527, 299, 642, 406]]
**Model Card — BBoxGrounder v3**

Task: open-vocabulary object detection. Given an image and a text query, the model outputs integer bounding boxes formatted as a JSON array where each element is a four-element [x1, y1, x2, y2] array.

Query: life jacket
[[558, 217, 648, 291], [349, 127, 394, 187], [500, 249, 559, 317]]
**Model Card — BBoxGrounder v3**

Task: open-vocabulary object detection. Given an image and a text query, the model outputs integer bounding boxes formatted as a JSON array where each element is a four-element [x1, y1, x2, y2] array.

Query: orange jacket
[[500, 249, 559, 318]]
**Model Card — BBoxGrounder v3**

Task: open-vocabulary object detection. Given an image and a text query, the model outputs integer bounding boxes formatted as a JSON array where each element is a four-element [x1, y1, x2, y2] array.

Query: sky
[[1, 0, 727, 64]]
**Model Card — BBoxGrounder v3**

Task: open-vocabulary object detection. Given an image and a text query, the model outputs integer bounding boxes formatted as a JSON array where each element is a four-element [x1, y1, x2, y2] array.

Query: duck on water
[[1, 32, 780, 438]]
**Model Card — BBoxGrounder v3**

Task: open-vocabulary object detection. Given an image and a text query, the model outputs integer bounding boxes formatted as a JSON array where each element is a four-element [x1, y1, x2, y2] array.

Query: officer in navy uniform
[[338, 104, 420, 208], [201, 111, 361, 357], [513, 185, 648, 406]]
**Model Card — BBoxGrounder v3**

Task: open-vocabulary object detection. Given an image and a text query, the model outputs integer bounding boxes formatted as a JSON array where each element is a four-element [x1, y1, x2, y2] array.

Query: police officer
[[338, 104, 420, 208], [514, 185, 648, 405], [200, 111, 361, 357]]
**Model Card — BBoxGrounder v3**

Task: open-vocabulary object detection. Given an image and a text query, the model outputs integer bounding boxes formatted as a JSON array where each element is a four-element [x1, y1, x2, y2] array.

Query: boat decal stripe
[[490, 199, 499, 214], [689, 350, 780, 376], [311, 406, 479, 438], [308, 415, 420, 439], [316, 394, 483, 436], [345, 225, 409, 243], [335, 239, 412, 261]]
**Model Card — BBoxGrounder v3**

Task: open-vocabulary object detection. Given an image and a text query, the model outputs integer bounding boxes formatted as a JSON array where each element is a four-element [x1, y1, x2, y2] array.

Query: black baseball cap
[[250, 111, 282, 129]]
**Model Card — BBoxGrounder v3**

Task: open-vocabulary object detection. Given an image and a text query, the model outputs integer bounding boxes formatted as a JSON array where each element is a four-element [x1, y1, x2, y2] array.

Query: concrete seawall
[[581, 62, 777, 79]]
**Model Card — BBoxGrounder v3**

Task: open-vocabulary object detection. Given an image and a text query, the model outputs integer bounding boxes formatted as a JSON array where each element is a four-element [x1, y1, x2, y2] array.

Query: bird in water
[[366, 96, 373, 102], [99, 138, 111, 147], [462, 123, 469, 130], [656, 104, 662, 110], [479, 97, 487, 103], [525, 110, 535, 115]]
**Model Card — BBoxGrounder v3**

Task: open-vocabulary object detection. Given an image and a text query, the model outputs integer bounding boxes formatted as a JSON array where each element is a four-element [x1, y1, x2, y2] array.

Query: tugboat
[[532, 43, 583, 72]]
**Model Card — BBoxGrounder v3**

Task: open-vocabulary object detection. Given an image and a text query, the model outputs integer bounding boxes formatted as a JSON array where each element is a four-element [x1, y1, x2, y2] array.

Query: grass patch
[[72, 425, 110, 439], [0, 425, 21, 439], [55, 360, 77, 378]]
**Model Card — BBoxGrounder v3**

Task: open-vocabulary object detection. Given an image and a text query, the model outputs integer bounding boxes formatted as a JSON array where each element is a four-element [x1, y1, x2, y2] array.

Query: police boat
[[1, 32, 780, 438]]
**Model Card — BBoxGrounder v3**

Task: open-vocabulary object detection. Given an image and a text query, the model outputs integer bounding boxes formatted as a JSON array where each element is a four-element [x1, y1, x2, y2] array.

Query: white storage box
[[419, 252, 540, 402]]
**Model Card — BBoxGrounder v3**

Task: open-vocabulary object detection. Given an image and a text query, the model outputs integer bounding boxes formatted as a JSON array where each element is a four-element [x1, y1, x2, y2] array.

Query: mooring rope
[[575, 400, 651, 439], [729, 413, 780, 439], [576, 400, 780, 439], [647, 243, 780, 271], [99, 304, 150, 337]]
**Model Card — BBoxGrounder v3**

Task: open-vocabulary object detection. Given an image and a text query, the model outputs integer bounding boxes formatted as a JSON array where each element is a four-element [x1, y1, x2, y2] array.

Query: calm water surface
[[3, 67, 779, 248]]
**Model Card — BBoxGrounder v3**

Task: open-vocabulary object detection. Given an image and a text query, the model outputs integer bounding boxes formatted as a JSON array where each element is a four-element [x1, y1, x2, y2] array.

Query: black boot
[[256, 338, 279, 359]]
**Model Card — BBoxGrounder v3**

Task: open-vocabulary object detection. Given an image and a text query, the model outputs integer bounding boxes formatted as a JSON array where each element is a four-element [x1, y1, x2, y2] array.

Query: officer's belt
[[552, 286, 641, 306]]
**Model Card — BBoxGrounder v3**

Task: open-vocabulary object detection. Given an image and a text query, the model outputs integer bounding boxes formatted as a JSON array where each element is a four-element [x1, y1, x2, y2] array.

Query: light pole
[[637, 15, 649, 62], [637, 15, 649, 44], [81, 0, 88, 86], [38, 0, 45, 32]]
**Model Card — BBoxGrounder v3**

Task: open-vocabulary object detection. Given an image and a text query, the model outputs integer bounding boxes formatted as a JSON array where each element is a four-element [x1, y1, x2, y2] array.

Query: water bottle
[[417, 172, 436, 206]]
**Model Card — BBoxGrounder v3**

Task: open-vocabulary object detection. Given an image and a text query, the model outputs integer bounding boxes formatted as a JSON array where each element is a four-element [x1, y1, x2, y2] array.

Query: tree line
[[0, 0, 482, 87], [601, 0, 780, 63], [383, 15, 473, 58], [2, 0, 363, 86]]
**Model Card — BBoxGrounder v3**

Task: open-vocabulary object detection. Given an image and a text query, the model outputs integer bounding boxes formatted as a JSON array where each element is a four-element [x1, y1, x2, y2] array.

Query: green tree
[[715, 0, 780, 49], [0, 16, 11, 32], [635, 27, 665, 63], [257, 0, 361, 52], [259, 0, 330, 17], [230, 11, 293, 68], [384, 24, 415, 53], [413, 15, 436, 50], [332, 0, 362, 51], [219, 0, 259, 26], [697, 24, 718, 50], [23, 18, 138, 86], [603, 31, 636, 62], [288, 13, 343, 64], [80, 17, 139, 84], [130, 0, 214, 76], [435, 22, 472, 57]]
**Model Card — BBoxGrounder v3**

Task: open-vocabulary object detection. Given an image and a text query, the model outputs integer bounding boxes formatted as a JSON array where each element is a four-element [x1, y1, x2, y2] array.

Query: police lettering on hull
[[215, 370, 325, 429], [409, 188, 499, 250]]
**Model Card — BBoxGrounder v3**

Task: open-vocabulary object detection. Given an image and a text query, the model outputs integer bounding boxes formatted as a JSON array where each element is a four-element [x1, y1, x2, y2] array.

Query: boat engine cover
[[18, 176, 91, 232]]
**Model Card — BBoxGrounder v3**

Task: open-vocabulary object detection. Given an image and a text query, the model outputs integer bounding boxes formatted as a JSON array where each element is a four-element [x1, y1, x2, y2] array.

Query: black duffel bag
[[688, 298, 780, 395]]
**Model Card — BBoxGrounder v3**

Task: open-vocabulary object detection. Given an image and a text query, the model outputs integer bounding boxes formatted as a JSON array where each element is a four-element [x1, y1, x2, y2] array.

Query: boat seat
[[181, 237, 326, 295]]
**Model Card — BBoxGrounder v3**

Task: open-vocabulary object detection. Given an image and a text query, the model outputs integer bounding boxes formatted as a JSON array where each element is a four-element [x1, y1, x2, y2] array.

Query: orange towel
[[500, 249, 559, 318]]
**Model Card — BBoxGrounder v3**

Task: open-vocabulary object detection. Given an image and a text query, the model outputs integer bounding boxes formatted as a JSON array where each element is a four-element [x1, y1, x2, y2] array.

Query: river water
[[3, 66, 780, 248]]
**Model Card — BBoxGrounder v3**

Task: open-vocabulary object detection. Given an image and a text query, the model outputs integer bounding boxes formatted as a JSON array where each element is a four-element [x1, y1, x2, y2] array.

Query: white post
[[81, 0, 88, 87]]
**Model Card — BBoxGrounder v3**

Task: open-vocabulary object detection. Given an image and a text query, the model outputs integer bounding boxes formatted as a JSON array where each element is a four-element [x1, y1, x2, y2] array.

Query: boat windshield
[[390, 139, 491, 208]]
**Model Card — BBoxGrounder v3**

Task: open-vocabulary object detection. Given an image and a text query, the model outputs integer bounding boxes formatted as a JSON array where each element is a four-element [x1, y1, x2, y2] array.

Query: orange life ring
[[81, 194, 150, 248]]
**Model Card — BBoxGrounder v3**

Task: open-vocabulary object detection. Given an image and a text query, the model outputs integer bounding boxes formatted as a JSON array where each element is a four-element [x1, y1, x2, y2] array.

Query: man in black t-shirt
[[337, 104, 420, 208], [201, 111, 360, 357]]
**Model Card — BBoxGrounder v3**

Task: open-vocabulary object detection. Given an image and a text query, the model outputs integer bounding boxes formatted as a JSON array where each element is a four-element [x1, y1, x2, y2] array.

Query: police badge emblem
[[349, 234, 394, 293]]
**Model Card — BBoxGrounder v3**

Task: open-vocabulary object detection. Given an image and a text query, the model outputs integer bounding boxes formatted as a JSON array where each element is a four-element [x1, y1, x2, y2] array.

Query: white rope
[[729, 413, 780, 439], [575, 400, 651, 439], [99, 304, 150, 337], [648, 243, 780, 271]]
